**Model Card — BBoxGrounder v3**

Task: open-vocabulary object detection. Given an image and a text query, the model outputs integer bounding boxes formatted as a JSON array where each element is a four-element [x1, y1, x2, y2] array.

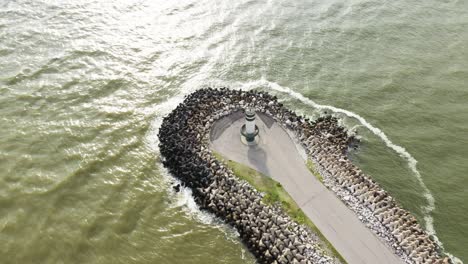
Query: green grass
[[213, 152, 347, 264], [306, 159, 324, 183]]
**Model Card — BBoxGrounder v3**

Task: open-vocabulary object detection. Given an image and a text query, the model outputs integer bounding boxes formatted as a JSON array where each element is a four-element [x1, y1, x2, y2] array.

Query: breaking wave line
[[147, 78, 460, 263], [238, 78, 461, 259]]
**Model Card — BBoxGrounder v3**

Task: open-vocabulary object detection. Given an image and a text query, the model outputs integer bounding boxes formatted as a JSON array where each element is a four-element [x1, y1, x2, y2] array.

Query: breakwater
[[158, 88, 449, 264]]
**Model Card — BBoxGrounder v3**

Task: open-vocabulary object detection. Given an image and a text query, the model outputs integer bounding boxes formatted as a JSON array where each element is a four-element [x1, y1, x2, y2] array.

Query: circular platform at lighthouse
[[209, 111, 405, 264]]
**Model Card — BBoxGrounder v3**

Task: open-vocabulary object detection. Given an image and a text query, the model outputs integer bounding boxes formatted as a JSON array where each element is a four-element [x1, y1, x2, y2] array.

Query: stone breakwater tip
[[158, 88, 450, 264]]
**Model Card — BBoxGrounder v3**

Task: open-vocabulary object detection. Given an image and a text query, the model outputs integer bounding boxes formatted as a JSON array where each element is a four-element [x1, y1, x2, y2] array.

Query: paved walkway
[[210, 111, 405, 264]]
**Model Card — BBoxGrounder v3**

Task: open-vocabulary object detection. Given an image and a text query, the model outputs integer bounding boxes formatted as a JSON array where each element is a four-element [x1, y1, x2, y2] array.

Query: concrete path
[[210, 112, 405, 264]]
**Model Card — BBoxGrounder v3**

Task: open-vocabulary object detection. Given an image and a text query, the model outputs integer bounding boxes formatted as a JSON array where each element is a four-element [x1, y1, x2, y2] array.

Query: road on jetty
[[210, 111, 405, 264]]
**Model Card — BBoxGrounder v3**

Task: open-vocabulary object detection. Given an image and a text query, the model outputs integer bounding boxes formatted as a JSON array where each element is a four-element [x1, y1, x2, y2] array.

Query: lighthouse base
[[240, 124, 259, 146]]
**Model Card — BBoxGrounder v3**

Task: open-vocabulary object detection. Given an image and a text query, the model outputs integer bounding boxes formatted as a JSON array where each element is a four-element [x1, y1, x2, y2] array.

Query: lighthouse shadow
[[247, 144, 270, 176]]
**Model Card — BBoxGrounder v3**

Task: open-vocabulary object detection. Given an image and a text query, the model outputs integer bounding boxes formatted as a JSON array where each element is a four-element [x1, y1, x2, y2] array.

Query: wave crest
[[238, 78, 462, 263]]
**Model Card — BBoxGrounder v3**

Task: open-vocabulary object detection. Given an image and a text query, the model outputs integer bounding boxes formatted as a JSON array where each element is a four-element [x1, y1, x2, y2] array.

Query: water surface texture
[[0, 0, 467, 263]]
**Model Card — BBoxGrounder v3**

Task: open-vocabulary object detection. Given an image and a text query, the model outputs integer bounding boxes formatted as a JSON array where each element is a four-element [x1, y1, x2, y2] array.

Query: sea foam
[[145, 95, 244, 244], [237, 78, 462, 264], [146, 79, 462, 263]]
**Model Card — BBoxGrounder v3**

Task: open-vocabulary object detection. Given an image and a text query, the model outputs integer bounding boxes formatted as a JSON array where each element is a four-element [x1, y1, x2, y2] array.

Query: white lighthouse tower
[[241, 108, 259, 145]]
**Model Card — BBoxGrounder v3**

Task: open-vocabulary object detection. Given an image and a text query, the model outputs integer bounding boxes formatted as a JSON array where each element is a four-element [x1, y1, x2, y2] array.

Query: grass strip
[[213, 152, 347, 264]]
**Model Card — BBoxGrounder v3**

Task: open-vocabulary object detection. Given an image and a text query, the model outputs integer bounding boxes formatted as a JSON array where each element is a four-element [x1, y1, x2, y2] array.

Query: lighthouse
[[241, 108, 259, 145]]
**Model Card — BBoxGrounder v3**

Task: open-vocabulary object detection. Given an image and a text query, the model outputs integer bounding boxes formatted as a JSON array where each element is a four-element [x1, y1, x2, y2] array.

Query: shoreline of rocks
[[158, 88, 450, 264]]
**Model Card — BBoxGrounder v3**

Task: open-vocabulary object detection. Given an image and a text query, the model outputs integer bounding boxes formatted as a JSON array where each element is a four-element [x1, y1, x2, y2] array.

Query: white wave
[[145, 96, 186, 153], [144, 99, 244, 243], [235, 77, 462, 263], [145, 95, 217, 225], [265, 80, 435, 210], [144, 78, 460, 263], [168, 178, 218, 225]]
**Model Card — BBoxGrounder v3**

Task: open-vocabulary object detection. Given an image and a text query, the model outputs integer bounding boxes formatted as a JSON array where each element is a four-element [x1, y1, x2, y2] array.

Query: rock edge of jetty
[[158, 88, 450, 264]]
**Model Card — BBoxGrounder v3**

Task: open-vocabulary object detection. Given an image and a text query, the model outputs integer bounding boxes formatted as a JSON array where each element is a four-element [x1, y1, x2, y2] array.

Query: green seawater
[[0, 0, 467, 263]]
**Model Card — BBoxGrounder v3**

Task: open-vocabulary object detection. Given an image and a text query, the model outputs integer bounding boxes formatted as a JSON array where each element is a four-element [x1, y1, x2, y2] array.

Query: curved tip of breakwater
[[157, 87, 451, 264]]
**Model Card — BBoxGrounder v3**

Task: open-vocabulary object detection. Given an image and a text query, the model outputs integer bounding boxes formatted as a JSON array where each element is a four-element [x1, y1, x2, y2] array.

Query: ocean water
[[0, 0, 467, 263]]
